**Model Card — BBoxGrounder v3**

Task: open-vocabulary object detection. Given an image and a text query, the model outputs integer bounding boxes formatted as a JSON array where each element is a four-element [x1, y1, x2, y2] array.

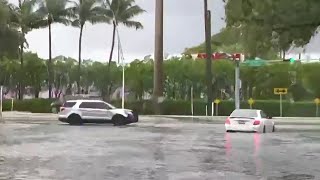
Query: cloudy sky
[[9, 0, 226, 62]]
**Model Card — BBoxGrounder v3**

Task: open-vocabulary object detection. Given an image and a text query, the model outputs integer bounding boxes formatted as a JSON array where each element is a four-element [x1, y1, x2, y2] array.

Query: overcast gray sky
[[9, 0, 226, 62]]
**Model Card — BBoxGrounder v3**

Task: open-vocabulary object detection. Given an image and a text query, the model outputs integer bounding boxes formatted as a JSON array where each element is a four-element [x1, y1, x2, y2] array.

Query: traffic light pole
[[235, 61, 240, 109], [204, 0, 213, 115], [280, 94, 283, 117]]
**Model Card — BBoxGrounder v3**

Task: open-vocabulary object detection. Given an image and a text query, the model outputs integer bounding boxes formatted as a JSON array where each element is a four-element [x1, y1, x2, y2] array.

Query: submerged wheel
[[272, 125, 275, 132], [263, 126, 266, 133], [132, 110, 139, 122], [112, 115, 126, 126], [68, 114, 83, 125]]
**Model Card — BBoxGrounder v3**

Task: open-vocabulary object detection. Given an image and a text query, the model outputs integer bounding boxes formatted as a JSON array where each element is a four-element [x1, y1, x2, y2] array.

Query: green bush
[[123, 100, 320, 117], [3, 99, 56, 113], [2, 98, 320, 117]]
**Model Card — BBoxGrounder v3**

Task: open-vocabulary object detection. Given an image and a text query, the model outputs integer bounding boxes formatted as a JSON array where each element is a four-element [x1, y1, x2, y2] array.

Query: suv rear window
[[63, 102, 76, 108]]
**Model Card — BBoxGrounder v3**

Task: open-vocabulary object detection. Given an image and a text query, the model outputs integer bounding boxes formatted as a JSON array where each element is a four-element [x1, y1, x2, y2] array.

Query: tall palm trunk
[[19, 41, 24, 100], [105, 21, 117, 100], [77, 24, 84, 94], [154, 0, 164, 114], [48, 23, 53, 99], [108, 21, 117, 67]]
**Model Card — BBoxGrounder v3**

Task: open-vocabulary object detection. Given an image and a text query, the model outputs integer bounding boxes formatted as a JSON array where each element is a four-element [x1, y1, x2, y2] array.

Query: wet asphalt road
[[0, 118, 320, 180]]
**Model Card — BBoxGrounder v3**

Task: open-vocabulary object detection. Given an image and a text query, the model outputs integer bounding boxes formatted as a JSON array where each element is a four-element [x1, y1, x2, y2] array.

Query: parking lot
[[0, 117, 320, 179]]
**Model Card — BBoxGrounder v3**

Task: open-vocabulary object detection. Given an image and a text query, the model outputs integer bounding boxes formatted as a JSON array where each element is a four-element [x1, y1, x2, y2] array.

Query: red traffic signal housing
[[232, 53, 241, 60], [197, 53, 212, 59], [196, 52, 243, 61], [197, 52, 233, 60]]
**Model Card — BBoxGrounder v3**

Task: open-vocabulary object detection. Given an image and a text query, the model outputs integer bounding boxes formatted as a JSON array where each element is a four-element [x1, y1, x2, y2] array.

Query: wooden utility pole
[[204, 0, 213, 115], [0, 86, 3, 123], [154, 0, 164, 114]]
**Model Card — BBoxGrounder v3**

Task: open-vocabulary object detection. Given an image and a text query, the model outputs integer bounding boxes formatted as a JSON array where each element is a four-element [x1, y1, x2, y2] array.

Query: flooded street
[[0, 119, 319, 179]]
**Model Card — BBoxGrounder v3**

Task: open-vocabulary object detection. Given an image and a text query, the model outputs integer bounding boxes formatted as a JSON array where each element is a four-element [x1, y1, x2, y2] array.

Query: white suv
[[58, 100, 138, 126]]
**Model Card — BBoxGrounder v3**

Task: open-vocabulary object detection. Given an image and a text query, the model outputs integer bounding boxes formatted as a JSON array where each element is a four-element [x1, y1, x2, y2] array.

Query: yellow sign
[[214, 99, 221, 104], [274, 88, 288, 95], [315, 98, 320, 104], [248, 98, 255, 105]]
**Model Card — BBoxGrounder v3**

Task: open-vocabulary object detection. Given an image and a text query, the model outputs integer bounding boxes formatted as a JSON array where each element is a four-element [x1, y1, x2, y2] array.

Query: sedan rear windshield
[[63, 102, 76, 108], [230, 110, 258, 118]]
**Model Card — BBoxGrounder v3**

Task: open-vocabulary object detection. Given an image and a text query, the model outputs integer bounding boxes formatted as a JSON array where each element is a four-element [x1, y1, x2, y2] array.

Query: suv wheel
[[68, 114, 83, 125], [112, 115, 126, 126], [132, 110, 139, 122]]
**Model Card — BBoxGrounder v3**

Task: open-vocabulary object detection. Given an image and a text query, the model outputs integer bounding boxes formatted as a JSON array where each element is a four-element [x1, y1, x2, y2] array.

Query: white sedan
[[225, 109, 275, 133]]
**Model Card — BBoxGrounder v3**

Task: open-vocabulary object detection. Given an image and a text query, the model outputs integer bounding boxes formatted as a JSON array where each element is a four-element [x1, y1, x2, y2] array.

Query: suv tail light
[[253, 120, 260, 125], [225, 117, 231, 124], [60, 107, 65, 112]]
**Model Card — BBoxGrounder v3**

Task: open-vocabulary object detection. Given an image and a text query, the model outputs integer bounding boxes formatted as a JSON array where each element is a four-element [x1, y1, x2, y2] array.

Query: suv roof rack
[[64, 94, 103, 101]]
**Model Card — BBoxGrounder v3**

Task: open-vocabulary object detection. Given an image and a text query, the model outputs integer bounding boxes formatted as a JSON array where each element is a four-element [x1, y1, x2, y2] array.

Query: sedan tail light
[[253, 120, 260, 125], [225, 117, 231, 124]]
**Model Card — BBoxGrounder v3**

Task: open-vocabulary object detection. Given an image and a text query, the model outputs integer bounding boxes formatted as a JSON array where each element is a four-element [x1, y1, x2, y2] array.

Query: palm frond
[[101, 8, 114, 19], [107, 0, 145, 29], [72, 19, 81, 27], [122, 20, 143, 30], [71, 0, 110, 26], [89, 15, 110, 24], [35, 0, 73, 25], [32, 19, 48, 28], [53, 17, 70, 25], [121, 5, 145, 20]]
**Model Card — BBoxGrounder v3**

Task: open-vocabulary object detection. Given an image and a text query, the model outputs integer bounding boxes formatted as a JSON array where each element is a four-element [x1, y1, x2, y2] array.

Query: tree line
[[0, 0, 144, 99], [1, 52, 320, 102]]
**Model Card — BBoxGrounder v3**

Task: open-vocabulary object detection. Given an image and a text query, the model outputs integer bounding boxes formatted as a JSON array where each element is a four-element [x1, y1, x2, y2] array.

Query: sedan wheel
[[263, 126, 266, 133], [272, 125, 275, 132]]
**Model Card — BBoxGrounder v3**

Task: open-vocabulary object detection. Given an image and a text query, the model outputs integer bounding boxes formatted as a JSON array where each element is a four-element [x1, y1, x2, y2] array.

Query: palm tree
[[10, 0, 42, 99], [71, 0, 109, 94], [103, 0, 145, 68], [36, 0, 73, 99], [154, 0, 163, 114], [0, 0, 20, 60]]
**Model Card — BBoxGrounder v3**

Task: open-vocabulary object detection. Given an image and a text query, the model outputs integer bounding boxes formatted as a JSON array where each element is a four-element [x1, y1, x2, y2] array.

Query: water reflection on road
[[0, 122, 319, 179]]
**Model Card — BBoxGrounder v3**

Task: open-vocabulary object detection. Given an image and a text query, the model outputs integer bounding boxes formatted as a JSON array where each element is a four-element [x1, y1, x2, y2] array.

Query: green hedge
[[97, 100, 320, 117], [2, 99, 319, 117], [2, 99, 56, 113]]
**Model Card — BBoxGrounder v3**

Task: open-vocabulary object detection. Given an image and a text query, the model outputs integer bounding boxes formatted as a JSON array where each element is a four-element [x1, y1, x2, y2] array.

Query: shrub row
[[124, 100, 318, 117], [2, 99, 55, 113], [2, 99, 319, 117]]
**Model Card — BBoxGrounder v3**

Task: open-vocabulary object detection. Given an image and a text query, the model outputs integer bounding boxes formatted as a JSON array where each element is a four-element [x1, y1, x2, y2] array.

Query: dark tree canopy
[[187, 0, 320, 60], [0, 0, 20, 59], [225, 0, 320, 57]]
